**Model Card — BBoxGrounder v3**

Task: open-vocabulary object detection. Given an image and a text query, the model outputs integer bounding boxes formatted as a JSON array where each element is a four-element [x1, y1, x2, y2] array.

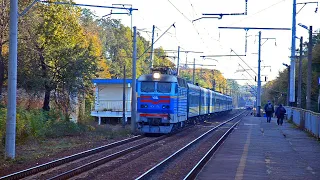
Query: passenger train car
[[245, 101, 254, 110], [136, 67, 233, 134]]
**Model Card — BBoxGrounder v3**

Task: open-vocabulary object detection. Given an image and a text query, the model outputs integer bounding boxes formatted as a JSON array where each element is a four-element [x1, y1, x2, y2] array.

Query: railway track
[[136, 110, 249, 180], [0, 135, 145, 180], [0, 124, 194, 180], [0, 111, 246, 180]]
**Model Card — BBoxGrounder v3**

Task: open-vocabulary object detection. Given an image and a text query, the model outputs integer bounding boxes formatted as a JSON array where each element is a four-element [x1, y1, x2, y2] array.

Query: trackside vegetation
[[261, 32, 320, 111]]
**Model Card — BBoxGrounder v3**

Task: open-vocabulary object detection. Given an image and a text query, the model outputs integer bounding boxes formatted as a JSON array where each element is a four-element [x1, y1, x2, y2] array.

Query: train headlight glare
[[153, 72, 161, 79]]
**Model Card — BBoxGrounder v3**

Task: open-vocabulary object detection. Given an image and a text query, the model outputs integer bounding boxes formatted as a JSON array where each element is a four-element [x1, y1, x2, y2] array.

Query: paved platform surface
[[196, 114, 320, 180]]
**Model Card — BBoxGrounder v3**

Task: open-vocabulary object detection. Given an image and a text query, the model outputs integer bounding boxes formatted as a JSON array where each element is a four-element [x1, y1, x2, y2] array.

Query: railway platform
[[196, 115, 320, 180]]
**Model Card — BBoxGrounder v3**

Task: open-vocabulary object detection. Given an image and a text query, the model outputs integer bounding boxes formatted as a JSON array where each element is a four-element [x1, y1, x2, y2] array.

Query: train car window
[[141, 81, 155, 92], [177, 78, 182, 86], [178, 78, 187, 88], [157, 82, 171, 93], [177, 78, 184, 87], [182, 79, 187, 87]]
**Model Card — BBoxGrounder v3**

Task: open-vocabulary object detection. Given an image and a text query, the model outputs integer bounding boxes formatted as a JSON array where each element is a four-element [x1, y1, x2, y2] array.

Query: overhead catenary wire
[[227, 0, 287, 26], [167, 0, 212, 52], [167, 0, 192, 22], [137, 23, 176, 60], [231, 49, 258, 75], [167, 0, 282, 90]]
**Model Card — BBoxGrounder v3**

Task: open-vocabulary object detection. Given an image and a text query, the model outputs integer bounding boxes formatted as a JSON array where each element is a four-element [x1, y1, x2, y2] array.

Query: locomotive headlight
[[153, 72, 161, 79]]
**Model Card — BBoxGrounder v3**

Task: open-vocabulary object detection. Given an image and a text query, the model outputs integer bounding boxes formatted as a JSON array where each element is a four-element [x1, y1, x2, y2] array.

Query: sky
[[75, 0, 319, 86]]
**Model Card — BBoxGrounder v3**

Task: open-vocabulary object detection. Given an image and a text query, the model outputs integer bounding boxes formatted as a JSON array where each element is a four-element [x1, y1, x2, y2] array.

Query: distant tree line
[[262, 31, 320, 112]]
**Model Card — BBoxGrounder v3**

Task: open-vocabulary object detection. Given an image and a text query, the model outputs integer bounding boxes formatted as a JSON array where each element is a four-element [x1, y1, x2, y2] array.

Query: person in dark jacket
[[275, 104, 286, 125], [264, 101, 274, 123]]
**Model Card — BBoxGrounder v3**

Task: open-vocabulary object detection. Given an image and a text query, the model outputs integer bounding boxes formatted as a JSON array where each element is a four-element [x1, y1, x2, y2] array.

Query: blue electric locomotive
[[136, 67, 232, 134]]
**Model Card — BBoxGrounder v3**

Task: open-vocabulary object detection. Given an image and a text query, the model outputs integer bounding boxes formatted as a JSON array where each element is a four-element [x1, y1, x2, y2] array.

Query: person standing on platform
[[264, 101, 274, 123], [275, 104, 286, 125]]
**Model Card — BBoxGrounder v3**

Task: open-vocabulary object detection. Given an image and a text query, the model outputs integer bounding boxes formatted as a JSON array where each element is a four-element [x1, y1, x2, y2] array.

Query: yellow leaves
[[1, 44, 9, 55], [86, 32, 102, 57], [96, 58, 111, 79]]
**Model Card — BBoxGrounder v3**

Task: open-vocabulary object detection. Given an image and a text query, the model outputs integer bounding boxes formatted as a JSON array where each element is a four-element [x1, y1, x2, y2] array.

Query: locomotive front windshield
[[141, 82, 155, 92], [157, 82, 171, 93], [140, 81, 171, 93]]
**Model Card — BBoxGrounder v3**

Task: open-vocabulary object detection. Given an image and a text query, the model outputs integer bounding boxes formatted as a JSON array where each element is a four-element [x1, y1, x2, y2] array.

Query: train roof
[[187, 83, 232, 98], [187, 83, 200, 89], [138, 74, 178, 82]]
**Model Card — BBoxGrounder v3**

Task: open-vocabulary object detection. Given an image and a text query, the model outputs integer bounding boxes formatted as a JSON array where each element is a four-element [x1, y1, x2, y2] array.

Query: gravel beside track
[[71, 126, 212, 180], [0, 110, 245, 180], [71, 110, 245, 180], [22, 137, 151, 180], [158, 121, 242, 179], [0, 134, 135, 177]]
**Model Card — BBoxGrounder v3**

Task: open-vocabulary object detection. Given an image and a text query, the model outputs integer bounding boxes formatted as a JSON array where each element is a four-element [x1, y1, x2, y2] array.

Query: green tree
[[18, 1, 102, 115], [0, 0, 10, 101]]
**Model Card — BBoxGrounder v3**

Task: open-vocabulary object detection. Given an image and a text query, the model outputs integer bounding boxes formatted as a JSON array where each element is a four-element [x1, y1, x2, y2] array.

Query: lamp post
[[297, 36, 303, 108]]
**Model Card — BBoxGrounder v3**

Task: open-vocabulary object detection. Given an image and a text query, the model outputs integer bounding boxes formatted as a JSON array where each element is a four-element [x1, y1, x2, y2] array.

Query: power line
[[188, 0, 227, 52], [231, 49, 258, 75], [137, 23, 176, 60], [167, 0, 213, 52], [227, 0, 287, 26], [167, 0, 192, 22]]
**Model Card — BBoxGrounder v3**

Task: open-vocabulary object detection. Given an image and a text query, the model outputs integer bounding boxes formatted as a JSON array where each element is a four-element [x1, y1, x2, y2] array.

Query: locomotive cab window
[[141, 81, 155, 92], [140, 81, 172, 93], [157, 82, 171, 93]]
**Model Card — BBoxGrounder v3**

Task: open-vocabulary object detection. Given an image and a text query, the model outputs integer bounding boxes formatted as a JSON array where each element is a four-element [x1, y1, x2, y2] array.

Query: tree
[[0, 0, 10, 101], [19, 1, 102, 114], [262, 30, 320, 111]]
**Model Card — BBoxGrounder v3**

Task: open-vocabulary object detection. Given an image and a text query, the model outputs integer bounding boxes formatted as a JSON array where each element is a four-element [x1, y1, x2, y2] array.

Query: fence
[[94, 100, 132, 112], [285, 106, 320, 138]]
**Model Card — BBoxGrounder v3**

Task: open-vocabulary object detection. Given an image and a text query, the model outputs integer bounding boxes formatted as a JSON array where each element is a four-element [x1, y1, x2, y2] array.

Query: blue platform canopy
[[91, 79, 135, 84]]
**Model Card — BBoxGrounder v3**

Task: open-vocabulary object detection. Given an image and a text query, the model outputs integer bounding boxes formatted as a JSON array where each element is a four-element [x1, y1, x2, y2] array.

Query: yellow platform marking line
[[235, 126, 252, 180]]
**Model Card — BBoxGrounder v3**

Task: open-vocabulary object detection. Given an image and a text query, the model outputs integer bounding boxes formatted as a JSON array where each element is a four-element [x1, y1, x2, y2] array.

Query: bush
[[0, 108, 7, 145], [0, 107, 86, 145], [38, 120, 83, 138]]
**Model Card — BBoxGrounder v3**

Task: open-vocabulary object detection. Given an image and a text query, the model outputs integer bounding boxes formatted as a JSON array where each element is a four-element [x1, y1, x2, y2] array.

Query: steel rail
[[183, 112, 249, 180], [0, 135, 143, 180], [135, 111, 246, 180], [47, 125, 193, 179], [48, 135, 168, 180]]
